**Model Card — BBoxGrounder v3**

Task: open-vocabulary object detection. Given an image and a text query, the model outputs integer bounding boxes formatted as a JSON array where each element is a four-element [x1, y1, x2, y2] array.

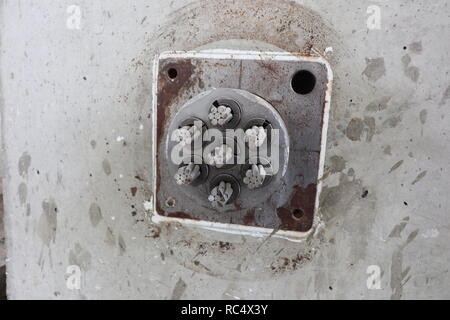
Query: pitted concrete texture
[[1, 0, 449, 299]]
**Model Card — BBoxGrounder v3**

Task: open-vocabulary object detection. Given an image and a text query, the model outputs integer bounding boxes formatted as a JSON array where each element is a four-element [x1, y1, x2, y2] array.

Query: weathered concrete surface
[[1, 0, 449, 299]]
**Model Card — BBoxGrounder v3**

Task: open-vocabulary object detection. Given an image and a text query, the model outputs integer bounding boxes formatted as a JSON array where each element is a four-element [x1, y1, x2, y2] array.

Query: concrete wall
[[1, 0, 449, 299]]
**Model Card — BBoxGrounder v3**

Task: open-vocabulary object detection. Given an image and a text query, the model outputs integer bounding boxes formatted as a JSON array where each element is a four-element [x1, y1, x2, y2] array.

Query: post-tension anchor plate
[[152, 50, 332, 240]]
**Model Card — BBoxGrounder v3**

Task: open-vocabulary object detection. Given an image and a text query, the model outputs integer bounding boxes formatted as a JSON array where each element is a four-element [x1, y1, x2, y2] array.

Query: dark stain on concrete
[[69, 243, 92, 271], [346, 118, 364, 141], [88, 203, 103, 227], [389, 160, 404, 173], [439, 85, 450, 106], [401, 54, 411, 68], [405, 66, 420, 82], [18, 182, 27, 205], [57, 171, 63, 185], [412, 171, 427, 185], [170, 278, 187, 300], [102, 159, 112, 176], [363, 117, 376, 142], [388, 217, 409, 238], [345, 117, 376, 142], [37, 199, 58, 247], [18, 152, 31, 177], [419, 109, 427, 125], [390, 228, 419, 300], [118, 235, 127, 255], [401, 54, 420, 82], [362, 57, 385, 82], [320, 172, 378, 263], [409, 41, 422, 54], [328, 155, 346, 173], [366, 96, 391, 112], [105, 227, 115, 246], [383, 115, 402, 128]]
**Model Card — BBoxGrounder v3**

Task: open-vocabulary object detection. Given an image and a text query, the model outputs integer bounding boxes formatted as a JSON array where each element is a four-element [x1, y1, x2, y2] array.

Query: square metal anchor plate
[[152, 50, 332, 240]]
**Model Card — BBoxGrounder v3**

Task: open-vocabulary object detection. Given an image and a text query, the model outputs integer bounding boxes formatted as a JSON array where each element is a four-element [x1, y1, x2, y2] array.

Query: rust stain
[[156, 59, 195, 146], [276, 183, 316, 232], [233, 201, 243, 211], [243, 208, 256, 225], [130, 186, 137, 197], [270, 251, 312, 274], [167, 211, 200, 220], [155, 59, 195, 214], [256, 60, 281, 79], [193, 260, 212, 272], [145, 225, 161, 239], [155, 201, 165, 216], [214, 241, 234, 252], [149, 0, 340, 57]]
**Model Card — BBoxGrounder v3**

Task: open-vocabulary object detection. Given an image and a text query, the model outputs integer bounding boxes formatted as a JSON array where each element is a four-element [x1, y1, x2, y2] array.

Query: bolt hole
[[292, 208, 304, 219], [291, 70, 316, 95], [165, 197, 176, 207], [167, 68, 178, 80]]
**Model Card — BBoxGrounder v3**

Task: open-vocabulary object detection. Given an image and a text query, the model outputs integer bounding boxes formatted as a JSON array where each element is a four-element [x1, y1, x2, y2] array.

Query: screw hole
[[292, 208, 304, 219], [291, 70, 316, 95], [167, 68, 178, 80], [165, 197, 176, 207]]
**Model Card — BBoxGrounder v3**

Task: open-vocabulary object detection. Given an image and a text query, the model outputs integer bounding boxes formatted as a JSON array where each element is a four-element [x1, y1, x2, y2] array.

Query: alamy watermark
[[66, 5, 81, 30], [66, 265, 81, 290], [169, 121, 281, 175], [366, 265, 381, 290]]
